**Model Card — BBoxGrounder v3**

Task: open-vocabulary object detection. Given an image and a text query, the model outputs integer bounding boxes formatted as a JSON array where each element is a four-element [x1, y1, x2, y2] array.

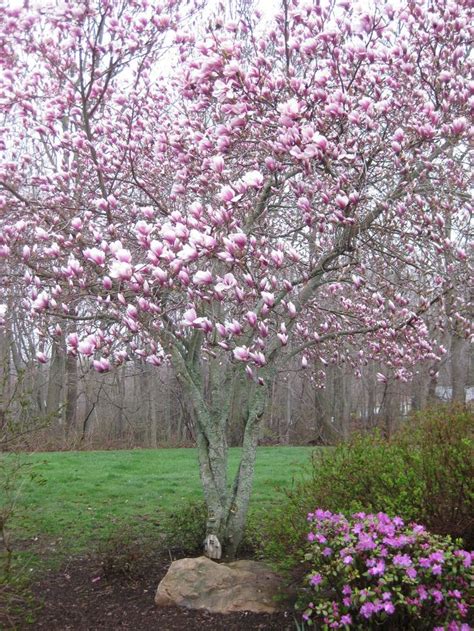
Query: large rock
[[155, 556, 285, 614]]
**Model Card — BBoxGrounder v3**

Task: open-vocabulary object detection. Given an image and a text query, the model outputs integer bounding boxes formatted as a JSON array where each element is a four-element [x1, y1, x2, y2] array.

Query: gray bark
[[64, 354, 78, 437], [0, 324, 12, 443], [45, 338, 65, 427], [143, 364, 158, 448], [451, 334, 467, 403], [411, 367, 429, 411], [227, 371, 247, 446], [379, 379, 399, 437], [115, 366, 126, 439], [172, 342, 268, 558]]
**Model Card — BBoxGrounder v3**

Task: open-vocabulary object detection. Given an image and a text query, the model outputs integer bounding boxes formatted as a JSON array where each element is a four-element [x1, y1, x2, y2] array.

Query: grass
[[0, 447, 314, 627], [5, 446, 313, 554]]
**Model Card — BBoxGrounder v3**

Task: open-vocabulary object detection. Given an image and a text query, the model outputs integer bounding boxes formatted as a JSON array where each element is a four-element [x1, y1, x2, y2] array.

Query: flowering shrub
[[299, 510, 473, 630]]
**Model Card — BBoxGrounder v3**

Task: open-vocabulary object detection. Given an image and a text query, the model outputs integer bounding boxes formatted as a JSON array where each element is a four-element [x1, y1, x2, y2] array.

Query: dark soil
[[7, 553, 296, 631]]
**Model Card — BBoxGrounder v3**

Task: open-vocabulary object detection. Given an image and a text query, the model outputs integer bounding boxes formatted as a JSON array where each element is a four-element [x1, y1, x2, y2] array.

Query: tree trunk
[[115, 366, 126, 439], [222, 381, 266, 558], [64, 354, 78, 437], [0, 324, 12, 444], [284, 376, 292, 444], [194, 379, 266, 559], [227, 371, 246, 446], [411, 367, 428, 411], [313, 362, 339, 444], [174, 345, 268, 558], [143, 363, 158, 448], [427, 367, 438, 404], [451, 334, 467, 403], [366, 365, 377, 429], [379, 379, 399, 437], [46, 338, 65, 430]]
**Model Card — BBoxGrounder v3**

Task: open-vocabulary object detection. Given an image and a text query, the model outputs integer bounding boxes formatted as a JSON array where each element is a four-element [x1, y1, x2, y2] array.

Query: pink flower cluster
[[0, 0, 471, 383], [300, 510, 472, 629]]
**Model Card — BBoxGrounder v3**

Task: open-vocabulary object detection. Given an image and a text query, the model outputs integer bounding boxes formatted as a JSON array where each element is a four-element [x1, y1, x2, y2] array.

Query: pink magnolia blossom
[[193, 317, 213, 333], [242, 170, 264, 188], [93, 357, 111, 373], [278, 98, 300, 118], [270, 250, 284, 268], [335, 195, 349, 210], [220, 185, 236, 203], [182, 308, 197, 326], [193, 270, 213, 285], [313, 134, 328, 152], [150, 240, 164, 257], [246, 311, 257, 327], [178, 244, 199, 262], [36, 351, 48, 364], [452, 117, 467, 134], [84, 247, 105, 265], [67, 333, 79, 349], [32, 292, 49, 311], [229, 232, 247, 249], [251, 351, 266, 366], [71, 217, 83, 230], [233, 346, 250, 361], [115, 249, 132, 263], [109, 261, 133, 281], [78, 338, 95, 356], [261, 292, 274, 307], [210, 155, 225, 173], [226, 319, 242, 335]]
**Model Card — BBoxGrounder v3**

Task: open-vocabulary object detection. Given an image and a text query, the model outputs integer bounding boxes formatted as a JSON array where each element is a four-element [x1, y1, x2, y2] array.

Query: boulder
[[155, 556, 285, 614]]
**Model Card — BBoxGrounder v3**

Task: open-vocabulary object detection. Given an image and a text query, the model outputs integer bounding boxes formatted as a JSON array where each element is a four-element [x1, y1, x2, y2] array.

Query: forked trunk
[[197, 409, 262, 560], [195, 381, 266, 559], [175, 346, 268, 559]]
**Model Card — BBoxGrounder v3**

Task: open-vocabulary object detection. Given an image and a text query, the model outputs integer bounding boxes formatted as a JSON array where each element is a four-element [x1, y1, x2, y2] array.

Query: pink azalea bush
[[299, 510, 473, 630]]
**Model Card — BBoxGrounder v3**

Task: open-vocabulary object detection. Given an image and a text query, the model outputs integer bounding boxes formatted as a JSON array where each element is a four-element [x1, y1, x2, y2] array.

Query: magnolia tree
[[0, 0, 472, 556]]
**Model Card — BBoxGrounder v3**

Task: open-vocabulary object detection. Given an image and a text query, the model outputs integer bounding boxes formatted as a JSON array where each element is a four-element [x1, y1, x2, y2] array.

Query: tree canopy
[[0, 0, 472, 555]]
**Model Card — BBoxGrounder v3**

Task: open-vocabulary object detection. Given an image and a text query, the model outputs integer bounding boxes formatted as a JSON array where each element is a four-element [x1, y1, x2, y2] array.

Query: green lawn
[[7, 447, 313, 553]]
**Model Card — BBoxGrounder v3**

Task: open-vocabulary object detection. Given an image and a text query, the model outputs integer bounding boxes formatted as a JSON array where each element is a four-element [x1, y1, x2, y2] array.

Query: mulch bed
[[9, 553, 296, 630]]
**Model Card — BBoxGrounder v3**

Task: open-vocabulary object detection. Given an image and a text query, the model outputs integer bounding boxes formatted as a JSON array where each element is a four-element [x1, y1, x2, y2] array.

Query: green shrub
[[97, 525, 158, 579], [160, 499, 208, 555], [238, 509, 267, 559], [161, 499, 266, 558], [261, 434, 418, 573], [262, 405, 473, 572], [395, 405, 474, 546]]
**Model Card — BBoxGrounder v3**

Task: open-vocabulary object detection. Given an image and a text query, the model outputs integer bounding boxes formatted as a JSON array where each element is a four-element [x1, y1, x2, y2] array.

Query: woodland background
[[1, 315, 471, 450]]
